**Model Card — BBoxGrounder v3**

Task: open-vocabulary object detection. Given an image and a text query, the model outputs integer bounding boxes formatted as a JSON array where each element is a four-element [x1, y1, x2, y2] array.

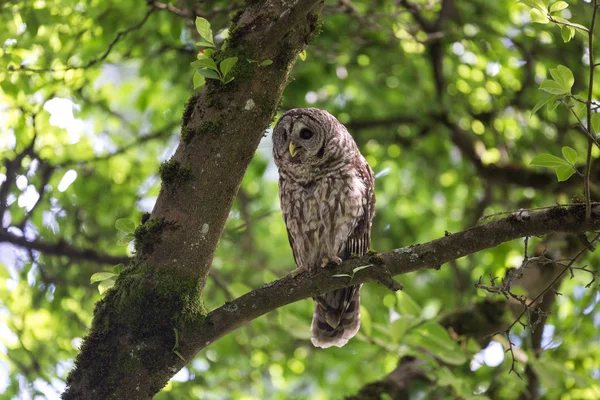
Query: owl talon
[[321, 256, 342, 268], [290, 267, 308, 278]]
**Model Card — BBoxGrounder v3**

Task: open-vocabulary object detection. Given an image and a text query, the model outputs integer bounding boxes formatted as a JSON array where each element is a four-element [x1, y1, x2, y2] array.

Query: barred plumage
[[273, 108, 375, 348]]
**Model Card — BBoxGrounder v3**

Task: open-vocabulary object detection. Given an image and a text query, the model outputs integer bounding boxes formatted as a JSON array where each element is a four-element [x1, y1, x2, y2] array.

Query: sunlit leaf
[[115, 218, 135, 233], [396, 291, 421, 316], [530, 153, 571, 167], [519, 0, 549, 13], [193, 71, 205, 89], [191, 58, 219, 71], [98, 278, 116, 294], [530, 9, 549, 24], [549, 65, 574, 92], [539, 80, 568, 95], [550, 1, 568, 13], [360, 305, 372, 336], [195, 17, 214, 46], [90, 272, 117, 283], [561, 25, 575, 42], [556, 164, 575, 181], [561, 146, 577, 165]]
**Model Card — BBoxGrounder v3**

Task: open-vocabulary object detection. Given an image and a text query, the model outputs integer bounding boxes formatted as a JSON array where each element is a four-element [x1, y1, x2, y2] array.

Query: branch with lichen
[[181, 205, 600, 359]]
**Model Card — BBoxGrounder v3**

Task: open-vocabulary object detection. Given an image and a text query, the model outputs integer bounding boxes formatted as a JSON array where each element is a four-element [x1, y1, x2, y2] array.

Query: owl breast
[[280, 169, 366, 270]]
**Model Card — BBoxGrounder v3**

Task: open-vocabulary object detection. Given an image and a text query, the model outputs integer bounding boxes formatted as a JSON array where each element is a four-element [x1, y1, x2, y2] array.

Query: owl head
[[272, 108, 356, 174]]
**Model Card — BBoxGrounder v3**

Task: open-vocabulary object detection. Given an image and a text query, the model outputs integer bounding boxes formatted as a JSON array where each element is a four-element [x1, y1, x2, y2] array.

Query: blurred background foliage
[[1, 0, 600, 398]]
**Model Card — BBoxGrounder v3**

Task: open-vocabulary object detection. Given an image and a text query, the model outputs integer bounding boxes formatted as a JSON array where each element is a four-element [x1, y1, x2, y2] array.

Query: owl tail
[[311, 285, 361, 348]]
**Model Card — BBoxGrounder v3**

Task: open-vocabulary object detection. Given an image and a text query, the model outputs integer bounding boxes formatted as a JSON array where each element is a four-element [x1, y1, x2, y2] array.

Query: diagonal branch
[[180, 205, 600, 355]]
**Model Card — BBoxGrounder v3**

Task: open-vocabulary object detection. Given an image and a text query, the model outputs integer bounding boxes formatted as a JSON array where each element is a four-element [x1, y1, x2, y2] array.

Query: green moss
[[230, 9, 244, 25], [133, 217, 176, 255], [200, 119, 224, 135], [306, 11, 324, 44], [141, 212, 151, 225], [368, 254, 384, 265], [181, 126, 196, 144], [182, 93, 200, 127], [66, 262, 208, 398], [159, 158, 192, 187]]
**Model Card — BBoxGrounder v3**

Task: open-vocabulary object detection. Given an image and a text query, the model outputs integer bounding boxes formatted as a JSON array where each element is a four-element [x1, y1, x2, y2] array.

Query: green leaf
[[531, 95, 558, 115], [193, 71, 205, 89], [195, 17, 214, 45], [219, 57, 238, 79], [561, 25, 575, 42], [519, 0, 548, 13], [556, 164, 575, 181], [90, 272, 117, 283], [191, 58, 218, 71], [332, 273, 351, 278], [562, 146, 578, 164], [197, 68, 221, 80], [203, 49, 215, 57], [360, 305, 372, 336], [173, 350, 185, 361], [390, 315, 422, 342], [550, 1, 568, 13], [352, 264, 373, 275], [116, 235, 133, 246], [405, 322, 467, 365], [98, 278, 116, 294], [530, 9, 549, 24], [115, 218, 135, 233], [591, 113, 600, 134], [113, 263, 124, 274], [539, 80, 568, 95], [195, 40, 215, 48], [396, 291, 421, 316], [549, 65, 574, 92], [259, 59, 273, 67], [173, 328, 180, 349], [299, 50, 307, 61], [530, 153, 571, 167]]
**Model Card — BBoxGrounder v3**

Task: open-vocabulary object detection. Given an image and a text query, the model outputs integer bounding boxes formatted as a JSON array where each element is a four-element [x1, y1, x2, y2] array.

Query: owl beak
[[289, 141, 301, 157]]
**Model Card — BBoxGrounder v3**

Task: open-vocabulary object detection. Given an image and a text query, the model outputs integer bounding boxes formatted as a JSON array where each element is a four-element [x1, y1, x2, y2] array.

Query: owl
[[272, 108, 375, 348]]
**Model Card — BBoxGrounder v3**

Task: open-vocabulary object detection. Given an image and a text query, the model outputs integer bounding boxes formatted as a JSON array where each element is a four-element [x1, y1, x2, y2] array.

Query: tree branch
[[180, 205, 600, 356], [0, 231, 129, 265]]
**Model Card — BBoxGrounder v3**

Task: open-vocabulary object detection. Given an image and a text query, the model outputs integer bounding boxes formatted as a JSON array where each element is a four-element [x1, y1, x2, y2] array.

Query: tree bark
[[63, 1, 324, 398]]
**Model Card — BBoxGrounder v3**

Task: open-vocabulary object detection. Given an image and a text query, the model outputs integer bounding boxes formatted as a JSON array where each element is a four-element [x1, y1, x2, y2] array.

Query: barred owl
[[273, 108, 375, 348]]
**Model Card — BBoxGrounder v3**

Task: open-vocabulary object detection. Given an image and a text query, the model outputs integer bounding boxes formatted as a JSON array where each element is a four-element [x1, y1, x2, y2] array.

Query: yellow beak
[[289, 141, 300, 157]]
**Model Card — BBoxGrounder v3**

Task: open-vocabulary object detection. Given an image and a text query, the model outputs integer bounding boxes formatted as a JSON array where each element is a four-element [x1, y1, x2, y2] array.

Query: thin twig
[[9, 8, 157, 73], [585, 0, 599, 221]]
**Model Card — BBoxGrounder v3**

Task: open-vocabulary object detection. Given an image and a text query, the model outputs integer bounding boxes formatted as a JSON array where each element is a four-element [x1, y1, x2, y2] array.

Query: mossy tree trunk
[[62, 1, 324, 398]]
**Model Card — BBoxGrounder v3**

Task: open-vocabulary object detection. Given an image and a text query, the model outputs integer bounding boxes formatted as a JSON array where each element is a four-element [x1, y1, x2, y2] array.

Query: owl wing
[[311, 156, 375, 347], [344, 156, 376, 260], [279, 176, 302, 269]]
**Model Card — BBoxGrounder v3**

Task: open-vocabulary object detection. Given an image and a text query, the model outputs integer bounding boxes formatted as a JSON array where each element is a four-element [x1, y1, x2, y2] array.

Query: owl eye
[[299, 128, 313, 140]]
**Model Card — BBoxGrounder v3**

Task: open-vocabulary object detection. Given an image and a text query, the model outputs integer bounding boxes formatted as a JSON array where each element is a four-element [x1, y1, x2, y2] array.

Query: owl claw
[[321, 256, 342, 268], [290, 266, 308, 278]]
